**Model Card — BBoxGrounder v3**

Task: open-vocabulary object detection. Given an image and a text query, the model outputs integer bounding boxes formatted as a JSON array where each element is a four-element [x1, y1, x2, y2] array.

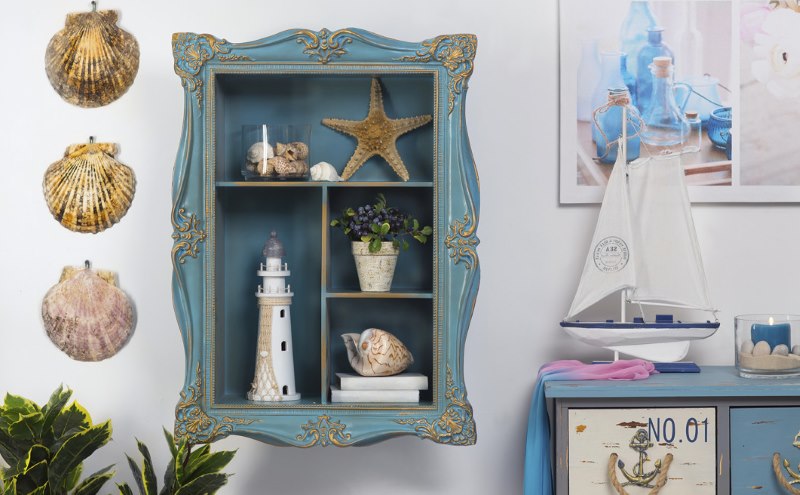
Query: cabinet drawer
[[568, 408, 717, 494], [731, 407, 800, 494]]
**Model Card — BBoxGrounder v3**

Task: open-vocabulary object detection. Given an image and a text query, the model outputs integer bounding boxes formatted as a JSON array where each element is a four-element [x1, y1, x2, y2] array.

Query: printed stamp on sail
[[593, 236, 629, 272]]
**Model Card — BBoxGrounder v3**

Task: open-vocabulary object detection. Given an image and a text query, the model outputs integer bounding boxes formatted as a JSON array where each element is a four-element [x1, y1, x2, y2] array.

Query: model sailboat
[[561, 125, 719, 362]]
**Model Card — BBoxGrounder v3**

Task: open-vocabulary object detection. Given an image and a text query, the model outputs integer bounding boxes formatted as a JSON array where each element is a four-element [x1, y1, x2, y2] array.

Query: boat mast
[[615, 102, 628, 363]]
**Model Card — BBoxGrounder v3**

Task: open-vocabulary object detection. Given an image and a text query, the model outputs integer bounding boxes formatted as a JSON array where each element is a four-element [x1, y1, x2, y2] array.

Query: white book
[[336, 373, 429, 391], [330, 386, 419, 403]]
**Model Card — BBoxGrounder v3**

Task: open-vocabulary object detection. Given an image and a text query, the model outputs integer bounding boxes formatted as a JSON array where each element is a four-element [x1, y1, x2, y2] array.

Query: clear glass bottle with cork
[[641, 57, 689, 147], [684, 110, 702, 153]]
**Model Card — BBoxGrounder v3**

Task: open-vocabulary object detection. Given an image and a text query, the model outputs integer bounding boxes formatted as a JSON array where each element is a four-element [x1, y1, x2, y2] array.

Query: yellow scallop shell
[[45, 10, 139, 108], [43, 142, 136, 234]]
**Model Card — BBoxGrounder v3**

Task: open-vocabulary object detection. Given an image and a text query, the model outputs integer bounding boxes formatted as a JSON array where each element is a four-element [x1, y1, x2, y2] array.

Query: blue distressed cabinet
[[546, 367, 800, 494], [170, 29, 479, 446]]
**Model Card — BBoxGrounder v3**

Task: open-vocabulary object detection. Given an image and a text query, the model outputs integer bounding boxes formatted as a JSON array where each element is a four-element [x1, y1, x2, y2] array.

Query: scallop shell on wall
[[341, 328, 414, 376], [45, 9, 139, 108], [43, 141, 136, 233], [41, 265, 135, 362]]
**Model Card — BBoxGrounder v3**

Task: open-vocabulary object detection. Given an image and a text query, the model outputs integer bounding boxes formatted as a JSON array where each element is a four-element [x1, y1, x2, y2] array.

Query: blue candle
[[751, 320, 791, 349]]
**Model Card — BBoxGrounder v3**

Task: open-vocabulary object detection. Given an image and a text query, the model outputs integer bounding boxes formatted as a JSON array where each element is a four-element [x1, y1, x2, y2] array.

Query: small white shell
[[42, 266, 134, 361], [310, 161, 343, 181], [773, 344, 790, 356], [740, 340, 755, 354], [247, 142, 274, 163], [793, 345, 800, 355], [753, 340, 772, 356], [341, 328, 413, 377]]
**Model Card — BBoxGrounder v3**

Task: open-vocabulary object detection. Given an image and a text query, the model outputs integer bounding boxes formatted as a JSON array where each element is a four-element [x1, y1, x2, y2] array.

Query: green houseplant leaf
[[0, 386, 113, 495]]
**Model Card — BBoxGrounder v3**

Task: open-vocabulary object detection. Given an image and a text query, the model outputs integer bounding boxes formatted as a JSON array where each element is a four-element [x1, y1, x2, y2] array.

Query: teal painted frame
[[170, 29, 479, 446]]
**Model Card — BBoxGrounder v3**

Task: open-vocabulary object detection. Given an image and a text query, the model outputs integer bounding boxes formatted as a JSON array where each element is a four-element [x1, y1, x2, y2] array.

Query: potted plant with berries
[[330, 193, 432, 292]]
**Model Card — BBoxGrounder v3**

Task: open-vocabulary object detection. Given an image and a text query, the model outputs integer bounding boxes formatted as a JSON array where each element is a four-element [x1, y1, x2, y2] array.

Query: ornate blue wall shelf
[[170, 29, 479, 446]]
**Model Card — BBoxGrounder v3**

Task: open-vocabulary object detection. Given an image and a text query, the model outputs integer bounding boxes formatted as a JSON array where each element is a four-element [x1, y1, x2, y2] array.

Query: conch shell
[[310, 161, 343, 181], [41, 264, 135, 362], [341, 328, 414, 376], [43, 141, 136, 233], [45, 9, 139, 107]]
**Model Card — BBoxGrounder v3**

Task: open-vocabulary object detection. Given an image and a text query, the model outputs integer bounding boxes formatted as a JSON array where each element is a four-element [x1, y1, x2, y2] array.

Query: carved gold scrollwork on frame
[[773, 431, 800, 494], [395, 367, 476, 445], [445, 213, 480, 270], [172, 33, 253, 106], [172, 208, 207, 265], [175, 364, 256, 444], [296, 415, 353, 447], [295, 29, 355, 64], [399, 34, 477, 114]]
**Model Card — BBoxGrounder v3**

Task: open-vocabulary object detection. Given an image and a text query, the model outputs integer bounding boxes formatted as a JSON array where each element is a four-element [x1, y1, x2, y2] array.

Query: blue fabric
[[523, 360, 656, 495]]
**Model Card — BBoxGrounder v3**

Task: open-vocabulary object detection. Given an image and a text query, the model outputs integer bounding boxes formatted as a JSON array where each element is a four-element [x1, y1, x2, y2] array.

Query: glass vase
[[636, 26, 674, 114], [591, 51, 628, 143], [620, 0, 658, 77], [595, 88, 641, 164], [736, 314, 800, 378], [242, 124, 311, 181], [641, 57, 689, 147]]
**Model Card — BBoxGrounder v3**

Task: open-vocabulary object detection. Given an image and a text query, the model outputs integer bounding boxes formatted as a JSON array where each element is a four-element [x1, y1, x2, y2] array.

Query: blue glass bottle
[[636, 27, 674, 114], [620, 53, 637, 109], [591, 51, 628, 142], [596, 88, 641, 164], [620, 1, 658, 77]]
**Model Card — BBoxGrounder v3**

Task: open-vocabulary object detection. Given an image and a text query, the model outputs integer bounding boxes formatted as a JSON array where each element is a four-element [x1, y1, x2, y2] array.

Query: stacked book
[[331, 373, 428, 403]]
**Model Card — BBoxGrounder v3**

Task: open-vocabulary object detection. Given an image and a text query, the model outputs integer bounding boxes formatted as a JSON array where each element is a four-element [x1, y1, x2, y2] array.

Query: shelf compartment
[[215, 181, 434, 188], [327, 298, 434, 403], [326, 290, 433, 299], [214, 74, 435, 183], [327, 187, 434, 293], [214, 187, 323, 404]]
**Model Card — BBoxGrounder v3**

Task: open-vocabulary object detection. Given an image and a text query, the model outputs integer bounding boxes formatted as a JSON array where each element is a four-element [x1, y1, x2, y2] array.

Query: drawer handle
[[608, 429, 674, 495], [773, 452, 800, 494]]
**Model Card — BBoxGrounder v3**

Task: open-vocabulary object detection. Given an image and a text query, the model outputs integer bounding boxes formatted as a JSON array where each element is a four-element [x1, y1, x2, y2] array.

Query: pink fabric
[[538, 359, 656, 381]]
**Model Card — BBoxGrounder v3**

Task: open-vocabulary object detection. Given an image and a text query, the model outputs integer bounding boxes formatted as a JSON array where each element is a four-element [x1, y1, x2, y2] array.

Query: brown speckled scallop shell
[[43, 142, 136, 234], [42, 266, 134, 362], [45, 10, 139, 108]]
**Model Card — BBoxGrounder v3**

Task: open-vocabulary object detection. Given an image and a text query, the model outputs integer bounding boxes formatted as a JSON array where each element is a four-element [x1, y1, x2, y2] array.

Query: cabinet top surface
[[544, 366, 800, 398]]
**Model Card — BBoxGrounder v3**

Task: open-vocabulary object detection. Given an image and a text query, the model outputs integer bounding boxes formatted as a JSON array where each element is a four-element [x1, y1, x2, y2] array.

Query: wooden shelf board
[[326, 290, 433, 299], [215, 395, 435, 410], [216, 181, 433, 188]]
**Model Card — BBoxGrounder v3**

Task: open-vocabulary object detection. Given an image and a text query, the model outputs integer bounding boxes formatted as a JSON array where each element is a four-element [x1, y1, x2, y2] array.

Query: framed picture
[[560, 0, 800, 203]]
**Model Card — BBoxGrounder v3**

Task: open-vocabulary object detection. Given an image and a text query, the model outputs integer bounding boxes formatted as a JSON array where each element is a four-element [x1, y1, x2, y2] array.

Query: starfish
[[322, 78, 432, 181]]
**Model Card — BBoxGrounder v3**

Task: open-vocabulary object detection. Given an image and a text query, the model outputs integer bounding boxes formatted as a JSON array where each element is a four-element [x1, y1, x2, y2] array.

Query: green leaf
[[1, 478, 15, 495], [343, 227, 351, 235], [379, 223, 390, 236], [0, 428, 24, 470], [402, 239, 410, 251], [64, 462, 82, 491], [49, 420, 112, 491], [369, 237, 382, 253], [3, 394, 40, 415], [52, 403, 91, 440], [72, 466, 114, 495], [126, 454, 145, 495], [9, 412, 44, 443], [162, 428, 177, 459], [412, 218, 419, 231], [413, 234, 427, 244], [360, 236, 372, 243], [117, 483, 135, 495], [136, 440, 158, 495], [41, 387, 71, 438], [173, 473, 229, 495], [421, 226, 433, 236], [330, 219, 339, 227], [158, 457, 176, 495], [345, 208, 355, 217], [370, 223, 379, 234], [25, 482, 49, 495], [185, 450, 236, 480], [14, 458, 48, 495]]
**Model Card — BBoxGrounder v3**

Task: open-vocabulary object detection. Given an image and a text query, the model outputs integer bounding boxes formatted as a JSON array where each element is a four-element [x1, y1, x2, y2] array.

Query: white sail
[[627, 154, 714, 312], [566, 152, 636, 319]]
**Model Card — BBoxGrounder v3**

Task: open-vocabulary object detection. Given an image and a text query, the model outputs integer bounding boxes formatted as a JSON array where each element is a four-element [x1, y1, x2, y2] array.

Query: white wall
[[1, 1, 798, 493]]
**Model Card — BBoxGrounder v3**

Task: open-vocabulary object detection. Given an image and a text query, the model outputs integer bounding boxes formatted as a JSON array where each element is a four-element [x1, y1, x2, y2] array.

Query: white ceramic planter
[[352, 241, 399, 292]]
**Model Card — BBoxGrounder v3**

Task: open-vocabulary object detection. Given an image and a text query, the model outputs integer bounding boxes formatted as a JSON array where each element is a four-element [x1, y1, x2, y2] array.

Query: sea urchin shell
[[45, 9, 139, 108], [42, 265, 135, 362], [43, 141, 136, 234]]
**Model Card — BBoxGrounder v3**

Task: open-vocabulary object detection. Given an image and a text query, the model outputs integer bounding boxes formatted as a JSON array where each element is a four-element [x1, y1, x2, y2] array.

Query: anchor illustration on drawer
[[610, 429, 674, 493], [775, 431, 800, 493]]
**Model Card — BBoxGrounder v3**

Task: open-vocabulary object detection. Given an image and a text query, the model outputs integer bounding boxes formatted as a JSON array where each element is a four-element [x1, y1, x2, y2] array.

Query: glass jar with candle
[[735, 314, 800, 378]]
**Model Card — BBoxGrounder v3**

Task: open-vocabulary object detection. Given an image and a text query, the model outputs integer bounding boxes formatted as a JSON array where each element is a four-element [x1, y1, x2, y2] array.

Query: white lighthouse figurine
[[248, 231, 300, 401]]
